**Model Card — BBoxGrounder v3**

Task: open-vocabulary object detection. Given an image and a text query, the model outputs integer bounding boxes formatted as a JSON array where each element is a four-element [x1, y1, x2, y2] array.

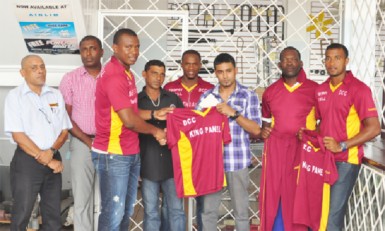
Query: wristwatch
[[339, 141, 348, 152], [229, 111, 240, 120], [50, 147, 59, 155]]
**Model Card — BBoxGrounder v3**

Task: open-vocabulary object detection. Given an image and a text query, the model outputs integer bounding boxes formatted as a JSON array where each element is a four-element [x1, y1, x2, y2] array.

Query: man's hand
[[261, 127, 272, 139], [155, 107, 175, 120], [323, 136, 342, 153], [216, 102, 236, 117], [35, 149, 54, 165], [47, 159, 64, 173], [154, 128, 167, 146], [84, 136, 93, 149]]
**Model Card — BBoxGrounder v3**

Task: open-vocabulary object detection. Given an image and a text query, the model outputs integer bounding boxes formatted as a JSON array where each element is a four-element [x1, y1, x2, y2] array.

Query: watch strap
[[339, 141, 348, 152], [50, 147, 58, 155], [229, 111, 240, 120]]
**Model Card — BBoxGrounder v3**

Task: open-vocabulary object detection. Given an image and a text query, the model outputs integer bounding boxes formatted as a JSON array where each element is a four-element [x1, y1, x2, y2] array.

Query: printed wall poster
[[15, 2, 80, 54]]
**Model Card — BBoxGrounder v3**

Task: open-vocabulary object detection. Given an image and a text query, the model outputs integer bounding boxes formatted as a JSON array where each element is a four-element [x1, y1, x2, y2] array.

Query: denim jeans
[[142, 178, 185, 231], [161, 196, 202, 231], [92, 151, 141, 231], [327, 162, 360, 231], [160, 195, 169, 231]]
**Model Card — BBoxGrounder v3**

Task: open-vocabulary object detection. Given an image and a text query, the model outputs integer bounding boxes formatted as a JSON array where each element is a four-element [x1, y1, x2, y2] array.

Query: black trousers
[[10, 146, 62, 231]]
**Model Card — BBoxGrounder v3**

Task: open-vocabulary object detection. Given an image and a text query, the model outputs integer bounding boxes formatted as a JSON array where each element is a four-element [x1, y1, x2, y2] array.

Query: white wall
[[0, 0, 86, 86], [0, 0, 87, 191]]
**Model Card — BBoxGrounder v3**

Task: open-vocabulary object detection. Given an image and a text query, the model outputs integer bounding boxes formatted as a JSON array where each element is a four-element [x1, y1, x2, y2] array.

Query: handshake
[[151, 107, 174, 146], [154, 128, 167, 146]]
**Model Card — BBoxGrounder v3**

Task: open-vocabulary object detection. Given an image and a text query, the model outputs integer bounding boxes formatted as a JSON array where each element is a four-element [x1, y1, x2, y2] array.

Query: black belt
[[86, 134, 95, 138]]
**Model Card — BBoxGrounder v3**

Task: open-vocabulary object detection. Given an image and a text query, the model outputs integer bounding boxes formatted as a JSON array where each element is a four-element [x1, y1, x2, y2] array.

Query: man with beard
[[259, 47, 318, 231], [198, 53, 261, 231]]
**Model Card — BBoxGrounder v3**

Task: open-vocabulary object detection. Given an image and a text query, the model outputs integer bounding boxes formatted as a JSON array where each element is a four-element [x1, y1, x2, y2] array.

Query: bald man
[[4, 55, 72, 231]]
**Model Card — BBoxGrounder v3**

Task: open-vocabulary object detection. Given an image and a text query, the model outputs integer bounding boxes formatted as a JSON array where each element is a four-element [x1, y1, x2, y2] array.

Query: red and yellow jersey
[[315, 71, 378, 164], [293, 130, 339, 231], [167, 107, 231, 198], [164, 77, 213, 109], [92, 56, 139, 155], [262, 69, 318, 135], [259, 69, 318, 231], [259, 132, 304, 231]]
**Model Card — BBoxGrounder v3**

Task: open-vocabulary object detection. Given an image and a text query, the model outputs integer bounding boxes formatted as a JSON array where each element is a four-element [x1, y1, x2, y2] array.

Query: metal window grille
[[76, 0, 385, 230]]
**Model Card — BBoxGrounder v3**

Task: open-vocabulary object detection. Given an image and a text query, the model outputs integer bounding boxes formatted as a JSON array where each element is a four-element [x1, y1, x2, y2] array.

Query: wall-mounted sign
[[14, 1, 79, 54]]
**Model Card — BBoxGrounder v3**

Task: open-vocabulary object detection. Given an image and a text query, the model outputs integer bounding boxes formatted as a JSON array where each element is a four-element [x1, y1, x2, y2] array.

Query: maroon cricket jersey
[[167, 107, 231, 198], [293, 130, 339, 231]]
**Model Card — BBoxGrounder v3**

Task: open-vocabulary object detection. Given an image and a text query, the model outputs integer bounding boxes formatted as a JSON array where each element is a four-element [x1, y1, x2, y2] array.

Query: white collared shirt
[[4, 81, 72, 149]]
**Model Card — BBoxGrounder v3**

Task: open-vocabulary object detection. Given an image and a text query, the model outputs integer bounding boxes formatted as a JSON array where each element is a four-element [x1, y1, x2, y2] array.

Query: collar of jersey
[[307, 140, 320, 152], [181, 83, 198, 92], [329, 81, 343, 92], [283, 81, 302, 92], [125, 70, 133, 80], [193, 107, 212, 117]]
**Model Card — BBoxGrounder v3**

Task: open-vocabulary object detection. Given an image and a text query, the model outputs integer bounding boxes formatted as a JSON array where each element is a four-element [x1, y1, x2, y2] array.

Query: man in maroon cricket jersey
[[315, 43, 380, 230], [164, 49, 213, 109], [163, 49, 213, 231], [259, 47, 318, 231]]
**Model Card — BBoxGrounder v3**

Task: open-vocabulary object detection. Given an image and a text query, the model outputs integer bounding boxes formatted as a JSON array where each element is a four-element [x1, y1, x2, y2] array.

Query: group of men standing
[[3, 26, 380, 231]]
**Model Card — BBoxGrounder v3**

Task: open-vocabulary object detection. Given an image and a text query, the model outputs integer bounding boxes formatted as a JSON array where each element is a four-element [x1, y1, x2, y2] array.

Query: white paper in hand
[[198, 93, 220, 109]]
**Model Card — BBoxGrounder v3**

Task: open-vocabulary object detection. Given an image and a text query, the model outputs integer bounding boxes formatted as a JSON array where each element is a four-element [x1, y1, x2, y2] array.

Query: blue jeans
[[160, 195, 169, 231], [142, 178, 185, 231], [327, 162, 360, 231], [92, 152, 141, 231], [161, 196, 203, 231]]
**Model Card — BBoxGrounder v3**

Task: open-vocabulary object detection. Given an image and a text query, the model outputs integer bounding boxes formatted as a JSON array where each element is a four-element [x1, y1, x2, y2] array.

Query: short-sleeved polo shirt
[[92, 56, 139, 155], [315, 71, 378, 164], [164, 77, 213, 109], [262, 68, 318, 135]]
